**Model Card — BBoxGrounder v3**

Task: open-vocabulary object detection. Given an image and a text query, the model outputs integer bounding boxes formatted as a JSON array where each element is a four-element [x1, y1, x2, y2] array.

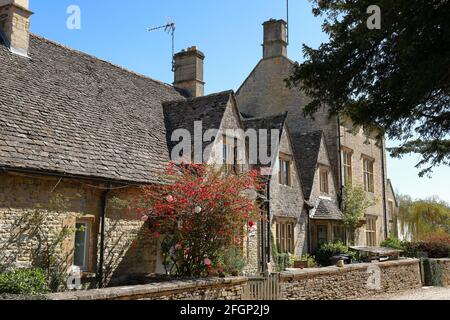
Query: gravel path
[[365, 287, 450, 300]]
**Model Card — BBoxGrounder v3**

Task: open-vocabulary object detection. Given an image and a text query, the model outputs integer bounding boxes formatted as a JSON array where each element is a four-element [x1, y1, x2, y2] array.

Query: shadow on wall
[[0, 194, 77, 292], [102, 199, 158, 287]]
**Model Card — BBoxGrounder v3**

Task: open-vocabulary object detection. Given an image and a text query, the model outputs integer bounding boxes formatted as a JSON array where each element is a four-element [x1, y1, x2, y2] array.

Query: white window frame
[[74, 221, 91, 271]]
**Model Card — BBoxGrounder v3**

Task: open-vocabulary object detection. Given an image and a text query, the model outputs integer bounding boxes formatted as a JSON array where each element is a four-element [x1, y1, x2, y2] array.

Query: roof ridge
[[29, 33, 176, 90], [163, 90, 234, 106], [243, 112, 287, 122]]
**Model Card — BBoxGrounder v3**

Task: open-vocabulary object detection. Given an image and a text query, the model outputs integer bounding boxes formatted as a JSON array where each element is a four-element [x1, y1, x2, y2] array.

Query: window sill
[[80, 272, 96, 279]]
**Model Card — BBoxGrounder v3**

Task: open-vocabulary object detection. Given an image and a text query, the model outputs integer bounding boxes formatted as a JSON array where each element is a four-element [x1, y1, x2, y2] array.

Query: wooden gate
[[244, 273, 280, 300]]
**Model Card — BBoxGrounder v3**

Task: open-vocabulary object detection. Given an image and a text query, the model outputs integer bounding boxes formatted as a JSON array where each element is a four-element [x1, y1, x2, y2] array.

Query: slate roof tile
[[0, 34, 185, 184]]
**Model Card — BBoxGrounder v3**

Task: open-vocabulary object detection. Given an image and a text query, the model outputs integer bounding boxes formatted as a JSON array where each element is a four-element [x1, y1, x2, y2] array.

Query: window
[[317, 224, 328, 247], [74, 221, 91, 271], [363, 157, 375, 193], [319, 167, 329, 194], [388, 200, 394, 222], [223, 136, 239, 174], [278, 156, 292, 186], [276, 221, 295, 254], [333, 225, 347, 244], [342, 148, 353, 186], [366, 216, 377, 246]]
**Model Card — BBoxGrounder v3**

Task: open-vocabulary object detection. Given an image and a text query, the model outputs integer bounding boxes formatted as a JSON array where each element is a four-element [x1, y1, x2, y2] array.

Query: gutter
[[0, 166, 145, 186], [337, 115, 344, 209], [380, 138, 389, 239]]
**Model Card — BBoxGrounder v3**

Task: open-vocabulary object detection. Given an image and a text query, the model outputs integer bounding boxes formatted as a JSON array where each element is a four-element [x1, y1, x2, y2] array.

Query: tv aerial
[[148, 18, 176, 71]]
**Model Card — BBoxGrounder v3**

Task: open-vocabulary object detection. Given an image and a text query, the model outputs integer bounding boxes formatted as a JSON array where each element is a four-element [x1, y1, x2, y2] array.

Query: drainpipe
[[260, 201, 266, 273], [98, 184, 111, 288], [380, 138, 388, 240], [266, 180, 271, 265], [306, 202, 312, 254], [337, 115, 343, 209]]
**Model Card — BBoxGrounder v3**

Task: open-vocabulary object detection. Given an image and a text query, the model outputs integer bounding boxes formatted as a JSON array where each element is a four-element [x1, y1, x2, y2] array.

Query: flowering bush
[[135, 163, 262, 277]]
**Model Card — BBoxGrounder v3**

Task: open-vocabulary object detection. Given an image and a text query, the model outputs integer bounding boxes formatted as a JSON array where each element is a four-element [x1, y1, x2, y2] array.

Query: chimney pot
[[262, 19, 287, 59], [0, 0, 33, 57], [173, 46, 205, 98]]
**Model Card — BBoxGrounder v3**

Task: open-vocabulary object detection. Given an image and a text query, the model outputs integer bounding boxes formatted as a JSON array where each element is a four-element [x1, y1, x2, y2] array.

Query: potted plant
[[291, 254, 317, 269]]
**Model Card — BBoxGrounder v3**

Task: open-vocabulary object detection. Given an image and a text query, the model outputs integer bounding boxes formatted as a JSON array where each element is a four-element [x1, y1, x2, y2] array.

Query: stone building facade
[[237, 19, 398, 247], [0, 0, 401, 289]]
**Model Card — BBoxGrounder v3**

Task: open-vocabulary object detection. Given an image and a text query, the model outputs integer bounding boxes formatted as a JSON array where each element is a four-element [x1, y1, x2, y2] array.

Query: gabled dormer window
[[278, 154, 292, 186], [223, 136, 239, 174], [319, 166, 330, 194]]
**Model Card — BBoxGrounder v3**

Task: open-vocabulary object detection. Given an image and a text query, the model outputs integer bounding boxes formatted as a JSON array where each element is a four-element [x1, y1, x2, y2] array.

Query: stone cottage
[[0, 0, 400, 287], [236, 19, 400, 248]]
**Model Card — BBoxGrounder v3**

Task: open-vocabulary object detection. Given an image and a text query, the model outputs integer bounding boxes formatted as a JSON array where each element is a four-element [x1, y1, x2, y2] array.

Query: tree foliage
[[134, 163, 262, 277], [286, 0, 450, 176], [397, 195, 450, 241], [342, 183, 377, 244]]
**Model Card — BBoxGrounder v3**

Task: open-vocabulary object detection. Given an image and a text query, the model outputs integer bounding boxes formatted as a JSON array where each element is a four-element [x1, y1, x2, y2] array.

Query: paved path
[[366, 287, 450, 300]]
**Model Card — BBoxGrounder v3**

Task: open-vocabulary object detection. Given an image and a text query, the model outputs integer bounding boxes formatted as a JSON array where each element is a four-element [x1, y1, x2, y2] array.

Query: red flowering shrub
[[135, 163, 262, 277]]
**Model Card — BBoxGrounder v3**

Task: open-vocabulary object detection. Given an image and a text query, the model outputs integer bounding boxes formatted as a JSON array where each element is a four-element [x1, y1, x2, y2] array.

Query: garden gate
[[243, 273, 280, 300]]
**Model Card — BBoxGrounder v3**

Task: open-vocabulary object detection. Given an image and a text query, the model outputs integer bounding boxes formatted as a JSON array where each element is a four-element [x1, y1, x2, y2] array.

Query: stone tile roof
[[0, 34, 185, 184], [291, 130, 323, 199], [310, 198, 344, 220], [242, 112, 287, 171], [163, 90, 234, 154]]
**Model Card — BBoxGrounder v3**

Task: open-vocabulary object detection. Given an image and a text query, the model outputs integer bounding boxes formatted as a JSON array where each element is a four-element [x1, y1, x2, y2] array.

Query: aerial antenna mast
[[148, 18, 176, 71], [286, 0, 290, 45]]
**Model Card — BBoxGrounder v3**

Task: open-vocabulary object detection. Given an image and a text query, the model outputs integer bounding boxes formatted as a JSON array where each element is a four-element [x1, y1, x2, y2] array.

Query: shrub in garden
[[315, 241, 349, 266], [401, 233, 450, 258], [134, 163, 262, 277], [421, 233, 450, 258], [289, 254, 317, 268], [381, 237, 404, 250], [0, 268, 49, 295], [217, 246, 246, 276]]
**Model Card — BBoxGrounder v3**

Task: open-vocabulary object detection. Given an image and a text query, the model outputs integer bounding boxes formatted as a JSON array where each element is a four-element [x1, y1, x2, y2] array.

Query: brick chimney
[[0, 0, 32, 57], [173, 46, 205, 97], [262, 19, 287, 59]]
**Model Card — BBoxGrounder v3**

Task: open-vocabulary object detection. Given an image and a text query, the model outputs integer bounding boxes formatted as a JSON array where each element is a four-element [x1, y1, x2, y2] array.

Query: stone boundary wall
[[280, 259, 421, 300], [435, 258, 450, 287], [46, 277, 248, 301]]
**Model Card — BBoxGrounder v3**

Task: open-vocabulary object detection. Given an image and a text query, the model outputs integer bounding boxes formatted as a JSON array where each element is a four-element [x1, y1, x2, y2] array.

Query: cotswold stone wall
[[280, 259, 421, 300], [436, 259, 450, 287], [46, 277, 248, 300]]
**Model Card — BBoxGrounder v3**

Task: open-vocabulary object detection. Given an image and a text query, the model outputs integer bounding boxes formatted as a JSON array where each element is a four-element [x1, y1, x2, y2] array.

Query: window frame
[[319, 166, 330, 194], [362, 156, 375, 193], [278, 154, 292, 186], [316, 223, 329, 247], [342, 147, 353, 186], [275, 220, 295, 254], [366, 216, 377, 247], [222, 135, 240, 174], [74, 220, 92, 272], [333, 224, 347, 244]]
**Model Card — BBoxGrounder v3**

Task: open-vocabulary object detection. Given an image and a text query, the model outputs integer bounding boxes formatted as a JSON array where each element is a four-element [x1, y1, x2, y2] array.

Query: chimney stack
[[0, 0, 32, 57], [173, 46, 205, 98], [262, 19, 287, 59]]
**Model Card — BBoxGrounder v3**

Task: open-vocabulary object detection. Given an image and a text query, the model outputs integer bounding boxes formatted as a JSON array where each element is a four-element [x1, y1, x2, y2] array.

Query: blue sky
[[29, 0, 450, 202]]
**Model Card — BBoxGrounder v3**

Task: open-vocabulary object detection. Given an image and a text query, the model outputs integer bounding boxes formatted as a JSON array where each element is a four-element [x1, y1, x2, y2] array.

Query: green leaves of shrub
[[315, 242, 349, 266], [0, 268, 49, 295], [380, 237, 404, 250]]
